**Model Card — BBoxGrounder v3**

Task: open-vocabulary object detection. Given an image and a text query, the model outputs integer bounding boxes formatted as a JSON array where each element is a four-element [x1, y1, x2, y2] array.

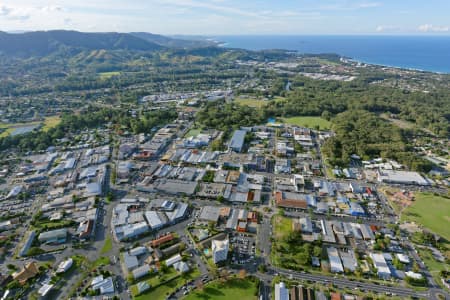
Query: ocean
[[216, 35, 450, 74]]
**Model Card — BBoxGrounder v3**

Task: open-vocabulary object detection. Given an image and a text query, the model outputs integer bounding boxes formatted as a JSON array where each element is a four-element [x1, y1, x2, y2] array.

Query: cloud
[[358, 2, 382, 8], [418, 24, 449, 32], [41, 5, 64, 13], [375, 25, 400, 32], [0, 5, 12, 16], [0, 5, 31, 21]]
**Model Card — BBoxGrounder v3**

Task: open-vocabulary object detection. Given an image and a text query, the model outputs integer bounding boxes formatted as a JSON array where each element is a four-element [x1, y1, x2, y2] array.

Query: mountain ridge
[[0, 30, 210, 57]]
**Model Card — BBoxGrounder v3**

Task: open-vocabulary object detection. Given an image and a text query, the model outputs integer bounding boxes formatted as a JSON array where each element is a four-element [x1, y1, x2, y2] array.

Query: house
[[212, 239, 229, 264]]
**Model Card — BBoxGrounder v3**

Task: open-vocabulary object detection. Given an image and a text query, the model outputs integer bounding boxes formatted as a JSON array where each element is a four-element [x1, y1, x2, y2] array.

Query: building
[[56, 258, 73, 274], [212, 239, 229, 264], [132, 265, 151, 280], [38, 228, 68, 244], [377, 170, 430, 186], [275, 282, 289, 300], [229, 130, 246, 153], [165, 254, 182, 267], [19, 231, 35, 257], [275, 191, 309, 209], [173, 261, 190, 273], [144, 211, 166, 230], [370, 253, 391, 279], [38, 283, 54, 297], [91, 276, 115, 295], [123, 252, 139, 271], [12, 262, 39, 284], [327, 247, 344, 273], [150, 233, 174, 248]]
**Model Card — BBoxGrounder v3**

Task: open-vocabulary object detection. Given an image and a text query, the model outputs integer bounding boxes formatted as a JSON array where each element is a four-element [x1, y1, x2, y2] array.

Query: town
[[0, 33, 449, 300]]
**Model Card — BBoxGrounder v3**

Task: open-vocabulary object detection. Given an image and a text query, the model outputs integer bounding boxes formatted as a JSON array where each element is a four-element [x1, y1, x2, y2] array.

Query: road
[[265, 267, 431, 299]]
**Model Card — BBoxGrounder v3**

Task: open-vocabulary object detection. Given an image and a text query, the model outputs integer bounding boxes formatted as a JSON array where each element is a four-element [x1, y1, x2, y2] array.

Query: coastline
[[213, 35, 450, 74]]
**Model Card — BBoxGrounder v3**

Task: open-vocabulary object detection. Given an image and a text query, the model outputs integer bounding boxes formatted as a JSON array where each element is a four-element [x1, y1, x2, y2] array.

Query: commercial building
[[212, 239, 229, 264], [370, 253, 391, 279], [132, 265, 151, 280], [377, 170, 430, 186], [38, 228, 68, 244], [123, 252, 139, 271], [229, 130, 246, 153], [275, 282, 289, 300], [144, 211, 166, 230], [56, 258, 73, 274], [327, 247, 344, 273]]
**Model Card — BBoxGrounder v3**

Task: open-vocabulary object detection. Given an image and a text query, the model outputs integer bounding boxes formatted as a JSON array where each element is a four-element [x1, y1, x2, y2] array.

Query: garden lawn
[[282, 116, 331, 130], [183, 278, 258, 300], [401, 193, 450, 241]]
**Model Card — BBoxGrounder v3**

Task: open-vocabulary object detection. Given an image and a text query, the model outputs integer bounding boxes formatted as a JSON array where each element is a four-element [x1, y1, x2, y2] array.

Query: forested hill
[[0, 30, 164, 56], [130, 32, 216, 49]]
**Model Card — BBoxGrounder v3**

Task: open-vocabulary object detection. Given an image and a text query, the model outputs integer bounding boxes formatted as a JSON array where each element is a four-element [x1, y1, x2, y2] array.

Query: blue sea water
[[216, 35, 450, 74]]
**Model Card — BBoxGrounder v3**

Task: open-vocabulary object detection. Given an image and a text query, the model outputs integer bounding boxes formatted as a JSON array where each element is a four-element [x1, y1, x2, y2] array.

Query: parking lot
[[231, 233, 256, 265]]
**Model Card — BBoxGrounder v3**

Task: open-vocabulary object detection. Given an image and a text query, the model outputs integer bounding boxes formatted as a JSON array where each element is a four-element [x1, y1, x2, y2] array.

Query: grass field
[[235, 97, 269, 108], [183, 278, 258, 300], [401, 193, 450, 241], [417, 247, 449, 290], [0, 116, 61, 137], [235, 96, 285, 108], [281, 116, 331, 130], [91, 256, 110, 268], [100, 237, 112, 254], [42, 116, 61, 132], [98, 71, 121, 79], [133, 268, 201, 300], [273, 215, 292, 240], [185, 128, 201, 138]]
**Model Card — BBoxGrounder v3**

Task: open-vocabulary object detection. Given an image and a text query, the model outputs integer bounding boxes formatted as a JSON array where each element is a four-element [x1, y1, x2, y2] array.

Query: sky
[[0, 0, 450, 35]]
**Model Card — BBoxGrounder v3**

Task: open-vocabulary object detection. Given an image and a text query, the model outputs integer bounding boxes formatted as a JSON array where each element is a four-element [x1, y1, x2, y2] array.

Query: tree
[[238, 269, 247, 279], [196, 281, 204, 291]]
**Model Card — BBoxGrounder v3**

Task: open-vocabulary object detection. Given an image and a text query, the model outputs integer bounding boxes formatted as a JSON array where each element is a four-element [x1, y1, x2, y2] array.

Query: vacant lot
[[273, 215, 292, 240], [184, 278, 258, 300], [282, 116, 331, 130], [234, 97, 269, 108], [401, 193, 450, 241], [42, 116, 61, 132], [98, 71, 121, 79], [133, 268, 200, 300]]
